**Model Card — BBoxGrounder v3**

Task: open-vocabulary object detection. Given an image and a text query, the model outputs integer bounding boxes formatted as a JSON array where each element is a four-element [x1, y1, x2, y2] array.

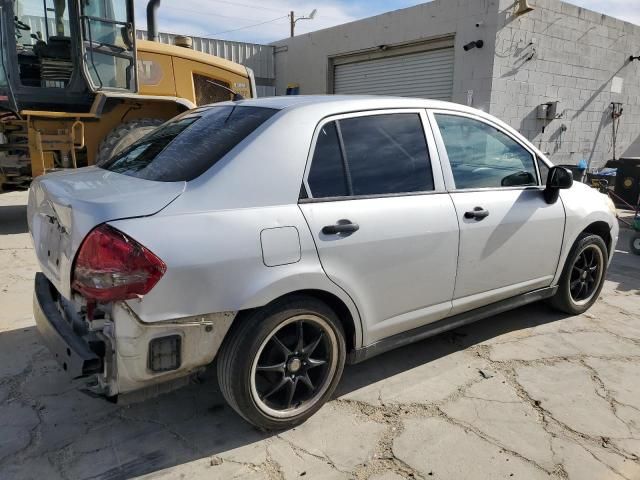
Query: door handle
[[322, 221, 359, 235], [464, 207, 489, 220]]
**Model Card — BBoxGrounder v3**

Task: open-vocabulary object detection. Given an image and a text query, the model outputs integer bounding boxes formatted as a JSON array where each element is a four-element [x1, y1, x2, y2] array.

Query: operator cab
[[0, 0, 136, 112], [14, 0, 73, 88]]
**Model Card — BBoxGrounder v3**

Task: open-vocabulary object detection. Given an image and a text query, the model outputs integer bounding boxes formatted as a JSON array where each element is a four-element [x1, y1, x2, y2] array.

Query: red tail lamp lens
[[72, 224, 166, 301]]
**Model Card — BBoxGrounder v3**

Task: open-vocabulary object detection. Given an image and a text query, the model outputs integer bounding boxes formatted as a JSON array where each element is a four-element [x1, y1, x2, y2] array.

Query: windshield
[[100, 106, 278, 182], [13, 0, 73, 88], [14, 0, 71, 45]]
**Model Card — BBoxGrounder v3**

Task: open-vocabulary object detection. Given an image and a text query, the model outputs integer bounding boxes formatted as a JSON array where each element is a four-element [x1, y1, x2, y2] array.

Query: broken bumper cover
[[33, 272, 102, 378], [34, 272, 237, 400]]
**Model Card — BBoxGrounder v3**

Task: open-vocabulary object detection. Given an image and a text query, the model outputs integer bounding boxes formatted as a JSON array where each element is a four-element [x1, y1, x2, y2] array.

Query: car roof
[[209, 95, 483, 117], [195, 95, 550, 166]]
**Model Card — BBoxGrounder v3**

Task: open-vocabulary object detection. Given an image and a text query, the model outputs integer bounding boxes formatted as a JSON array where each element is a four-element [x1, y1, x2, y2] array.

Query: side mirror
[[544, 166, 573, 203], [501, 170, 536, 187]]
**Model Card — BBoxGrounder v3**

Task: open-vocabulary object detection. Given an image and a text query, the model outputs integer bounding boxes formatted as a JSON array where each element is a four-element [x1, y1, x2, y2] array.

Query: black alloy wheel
[[251, 317, 335, 415], [549, 232, 608, 315], [569, 244, 603, 304], [217, 296, 346, 430]]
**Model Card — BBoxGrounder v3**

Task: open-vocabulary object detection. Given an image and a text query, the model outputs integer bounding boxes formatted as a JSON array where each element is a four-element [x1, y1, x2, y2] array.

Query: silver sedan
[[28, 96, 618, 429]]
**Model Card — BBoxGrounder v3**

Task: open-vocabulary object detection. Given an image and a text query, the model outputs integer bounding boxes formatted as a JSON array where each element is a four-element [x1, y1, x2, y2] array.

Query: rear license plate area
[[42, 217, 63, 274]]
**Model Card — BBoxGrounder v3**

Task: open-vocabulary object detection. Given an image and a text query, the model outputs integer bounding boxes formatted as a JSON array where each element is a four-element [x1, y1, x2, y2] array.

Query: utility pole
[[290, 11, 294, 38], [289, 9, 317, 38]]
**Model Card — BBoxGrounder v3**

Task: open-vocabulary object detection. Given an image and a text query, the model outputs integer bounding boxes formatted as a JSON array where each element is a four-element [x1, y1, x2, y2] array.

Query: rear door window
[[306, 113, 434, 198], [307, 122, 349, 198], [101, 106, 277, 182], [340, 114, 434, 196]]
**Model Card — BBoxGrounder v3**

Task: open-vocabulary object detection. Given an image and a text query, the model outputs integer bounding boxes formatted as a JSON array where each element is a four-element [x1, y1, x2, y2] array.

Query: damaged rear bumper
[[33, 272, 102, 378], [33, 272, 237, 399]]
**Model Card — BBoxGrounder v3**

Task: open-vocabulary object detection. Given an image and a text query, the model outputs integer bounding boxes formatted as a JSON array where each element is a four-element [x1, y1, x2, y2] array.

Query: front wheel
[[549, 233, 608, 314], [217, 296, 346, 430]]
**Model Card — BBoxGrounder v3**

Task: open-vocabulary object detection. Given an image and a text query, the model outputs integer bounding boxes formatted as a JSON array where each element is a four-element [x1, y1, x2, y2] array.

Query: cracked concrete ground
[[1, 190, 639, 480]]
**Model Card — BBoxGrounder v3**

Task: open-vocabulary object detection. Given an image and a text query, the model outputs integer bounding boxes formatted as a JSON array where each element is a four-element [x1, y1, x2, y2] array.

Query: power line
[[195, 0, 284, 13], [204, 15, 288, 36], [162, 5, 280, 22]]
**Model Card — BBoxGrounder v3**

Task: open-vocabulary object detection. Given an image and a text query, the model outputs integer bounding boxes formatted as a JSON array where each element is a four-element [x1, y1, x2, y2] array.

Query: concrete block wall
[[271, 0, 640, 169], [490, 0, 640, 168], [272, 0, 501, 111]]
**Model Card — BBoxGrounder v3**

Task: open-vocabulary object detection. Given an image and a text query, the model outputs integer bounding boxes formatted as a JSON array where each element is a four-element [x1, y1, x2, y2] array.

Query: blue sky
[[136, 0, 640, 44]]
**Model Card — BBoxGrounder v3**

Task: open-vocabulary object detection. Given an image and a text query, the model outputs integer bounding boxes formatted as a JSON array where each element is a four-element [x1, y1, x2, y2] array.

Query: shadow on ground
[[0, 300, 574, 479], [608, 228, 640, 293], [0, 204, 28, 235]]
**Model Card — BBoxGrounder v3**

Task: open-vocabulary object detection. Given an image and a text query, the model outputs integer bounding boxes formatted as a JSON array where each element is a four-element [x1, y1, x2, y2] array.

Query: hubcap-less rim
[[250, 315, 338, 419], [569, 244, 604, 305]]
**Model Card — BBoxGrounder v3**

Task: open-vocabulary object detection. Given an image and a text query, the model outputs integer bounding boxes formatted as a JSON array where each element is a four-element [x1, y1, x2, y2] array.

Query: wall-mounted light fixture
[[630, 55, 640, 62], [516, 0, 534, 16], [463, 40, 484, 51]]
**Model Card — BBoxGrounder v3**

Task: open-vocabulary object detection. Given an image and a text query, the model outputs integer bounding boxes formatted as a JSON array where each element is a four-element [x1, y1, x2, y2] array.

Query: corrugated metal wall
[[136, 30, 275, 83]]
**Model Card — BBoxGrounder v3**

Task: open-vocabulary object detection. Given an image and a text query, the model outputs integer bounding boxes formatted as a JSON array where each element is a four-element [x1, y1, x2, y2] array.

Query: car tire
[[217, 295, 346, 430], [630, 234, 640, 256], [95, 118, 164, 166], [549, 233, 608, 315]]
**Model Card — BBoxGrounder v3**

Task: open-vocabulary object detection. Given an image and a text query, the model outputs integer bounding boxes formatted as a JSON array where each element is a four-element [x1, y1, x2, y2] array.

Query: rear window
[[100, 106, 277, 182]]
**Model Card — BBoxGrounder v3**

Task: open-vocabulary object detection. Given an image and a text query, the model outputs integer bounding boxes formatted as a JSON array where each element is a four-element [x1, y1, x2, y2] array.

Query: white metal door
[[300, 195, 459, 344], [428, 110, 566, 315], [299, 109, 458, 345], [334, 48, 454, 100], [448, 189, 565, 314]]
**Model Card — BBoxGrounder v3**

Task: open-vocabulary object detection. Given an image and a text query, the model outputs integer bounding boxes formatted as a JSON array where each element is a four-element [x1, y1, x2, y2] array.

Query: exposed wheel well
[[580, 221, 612, 255], [253, 290, 358, 353]]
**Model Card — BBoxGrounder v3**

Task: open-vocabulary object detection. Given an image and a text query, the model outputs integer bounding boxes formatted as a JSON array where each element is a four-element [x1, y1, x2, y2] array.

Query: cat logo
[[137, 59, 163, 85]]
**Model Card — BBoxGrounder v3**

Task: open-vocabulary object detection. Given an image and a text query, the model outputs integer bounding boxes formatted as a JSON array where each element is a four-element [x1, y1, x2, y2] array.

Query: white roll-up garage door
[[334, 47, 454, 100]]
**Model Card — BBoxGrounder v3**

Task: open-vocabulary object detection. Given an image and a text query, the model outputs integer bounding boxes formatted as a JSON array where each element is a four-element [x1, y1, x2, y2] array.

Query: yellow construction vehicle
[[0, 0, 255, 189]]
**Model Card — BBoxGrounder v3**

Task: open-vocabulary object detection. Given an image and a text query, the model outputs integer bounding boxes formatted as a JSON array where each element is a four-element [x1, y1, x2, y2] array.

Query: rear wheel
[[549, 233, 607, 314], [630, 234, 640, 256], [95, 118, 164, 166], [217, 296, 346, 430]]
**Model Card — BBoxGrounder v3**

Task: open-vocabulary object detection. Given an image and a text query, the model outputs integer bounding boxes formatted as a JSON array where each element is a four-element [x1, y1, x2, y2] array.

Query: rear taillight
[[72, 224, 166, 302]]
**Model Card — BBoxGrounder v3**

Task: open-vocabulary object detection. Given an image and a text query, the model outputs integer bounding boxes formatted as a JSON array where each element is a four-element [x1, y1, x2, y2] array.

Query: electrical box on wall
[[537, 101, 559, 120]]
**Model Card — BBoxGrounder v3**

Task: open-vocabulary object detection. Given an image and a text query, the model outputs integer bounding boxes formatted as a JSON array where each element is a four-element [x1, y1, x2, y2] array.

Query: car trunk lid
[[28, 167, 184, 298]]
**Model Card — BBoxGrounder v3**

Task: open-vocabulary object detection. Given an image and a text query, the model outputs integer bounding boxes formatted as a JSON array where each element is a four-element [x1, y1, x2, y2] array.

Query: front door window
[[435, 114, 538, 189]]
